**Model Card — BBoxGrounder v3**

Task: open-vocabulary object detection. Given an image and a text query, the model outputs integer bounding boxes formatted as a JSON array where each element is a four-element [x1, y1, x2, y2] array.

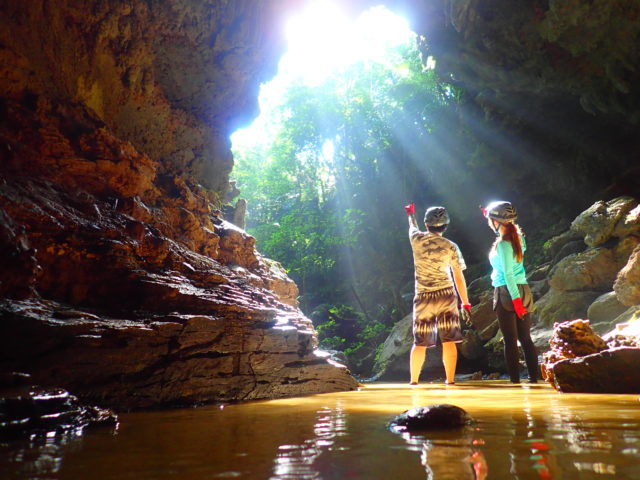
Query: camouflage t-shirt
[[409, 225, 466, 293]]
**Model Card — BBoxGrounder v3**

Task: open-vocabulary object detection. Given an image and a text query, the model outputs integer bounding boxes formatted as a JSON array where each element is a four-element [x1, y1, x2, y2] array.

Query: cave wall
[[1, 0, 297, 196], [0, 0, 359, 409]]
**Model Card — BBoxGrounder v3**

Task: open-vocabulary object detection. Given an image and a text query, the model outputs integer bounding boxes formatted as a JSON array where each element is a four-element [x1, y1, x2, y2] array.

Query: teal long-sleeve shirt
[[489, 238, 527, 300]]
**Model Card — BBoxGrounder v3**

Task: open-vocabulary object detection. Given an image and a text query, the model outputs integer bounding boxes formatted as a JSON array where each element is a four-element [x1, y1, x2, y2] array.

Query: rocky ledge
[[0, 373, 117, 440], [0, 96, 357, 409]]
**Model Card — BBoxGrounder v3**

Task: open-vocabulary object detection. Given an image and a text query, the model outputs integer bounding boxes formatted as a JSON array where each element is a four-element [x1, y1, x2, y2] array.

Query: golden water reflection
[[1, 381, 640, 479]]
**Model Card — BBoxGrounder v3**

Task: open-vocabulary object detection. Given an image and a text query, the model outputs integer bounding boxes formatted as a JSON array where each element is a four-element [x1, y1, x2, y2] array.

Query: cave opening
[[228, 3, 446, 356], [227, 2, 494, 368]]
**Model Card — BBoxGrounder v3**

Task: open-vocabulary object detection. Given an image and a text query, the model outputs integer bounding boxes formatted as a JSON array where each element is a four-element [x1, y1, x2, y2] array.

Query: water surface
[[3, 381, 640, 479]]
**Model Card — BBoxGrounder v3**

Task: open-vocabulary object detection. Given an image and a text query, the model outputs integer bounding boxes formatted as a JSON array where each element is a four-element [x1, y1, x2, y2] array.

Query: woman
[[482, 201, 538, 384]]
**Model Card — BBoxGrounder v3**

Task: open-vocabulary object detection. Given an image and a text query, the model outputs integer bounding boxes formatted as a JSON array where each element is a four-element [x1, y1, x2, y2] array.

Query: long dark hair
[[492, 222, 524, 263]]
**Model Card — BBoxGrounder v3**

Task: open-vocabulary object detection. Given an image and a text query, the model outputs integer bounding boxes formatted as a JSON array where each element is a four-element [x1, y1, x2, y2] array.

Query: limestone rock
[[551, 240, 586, 267], [0, 209, 39, 300], [614, 244, 640, 306], [458, 329, 486, 361], [612, 203, 640, 239], [469, 291, 496, 338], [526, 262, 552, 282], [371, 315, 447, 381], [371, 315, 413, 380], [534, 289, 602, 327], [547, 319, 607, 358], [543, 230, 583, 262], [540, 319, 607, 386], [258, 256, 300, 308], [0, 1, 290, 194], [528, 279, 549, 301], [467, 275, 492, 304], [586, 291, 629, 332], [570, 197, 638, 247], [602, 308, 640, 348], [530, 325, 554, 351], [550, 348, 640, 393], [548, 248, 619, 292], [0, 299, 357, 409], [0, 96, 356, 408]]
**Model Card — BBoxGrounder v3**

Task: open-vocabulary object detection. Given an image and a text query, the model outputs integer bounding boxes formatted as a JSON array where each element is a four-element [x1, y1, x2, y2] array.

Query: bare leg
[[442, 341, 458, 384], [410, 345, 427, 384]]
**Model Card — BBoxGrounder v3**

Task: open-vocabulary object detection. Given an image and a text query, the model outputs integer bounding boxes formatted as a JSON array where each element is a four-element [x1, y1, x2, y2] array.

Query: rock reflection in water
[[271, 403, 347, 479], [2, 382, 640, 479], [399, 428, 488, 480]]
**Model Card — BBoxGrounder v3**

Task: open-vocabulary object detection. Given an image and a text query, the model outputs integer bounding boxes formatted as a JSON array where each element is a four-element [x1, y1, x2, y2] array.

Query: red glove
[[405, 202, 415, 215], [513, 297, 527, 318], [462, 303, 472, 313]]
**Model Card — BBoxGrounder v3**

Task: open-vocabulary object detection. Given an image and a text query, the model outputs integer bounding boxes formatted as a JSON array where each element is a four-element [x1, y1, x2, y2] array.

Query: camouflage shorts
[[413, 287, 463, 348]]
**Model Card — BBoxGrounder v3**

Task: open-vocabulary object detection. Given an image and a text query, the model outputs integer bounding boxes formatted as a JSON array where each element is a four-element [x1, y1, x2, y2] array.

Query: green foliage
[[232, 39, 467, 372]]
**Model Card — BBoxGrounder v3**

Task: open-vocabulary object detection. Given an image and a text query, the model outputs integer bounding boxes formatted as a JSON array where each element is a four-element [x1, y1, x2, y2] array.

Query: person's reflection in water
[[505, 409, 555, 479], [421, 439, 488, 480], [401, 430, 488, 480]]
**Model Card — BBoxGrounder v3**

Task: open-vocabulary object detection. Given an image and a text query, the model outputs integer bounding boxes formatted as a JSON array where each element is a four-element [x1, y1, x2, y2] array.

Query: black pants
[[496, 301, 539, 383]]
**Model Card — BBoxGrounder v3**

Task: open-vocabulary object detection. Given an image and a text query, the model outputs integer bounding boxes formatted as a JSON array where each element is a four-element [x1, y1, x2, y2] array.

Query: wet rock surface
[[0, 379, 117, 440], [389, 404, 474, 432]]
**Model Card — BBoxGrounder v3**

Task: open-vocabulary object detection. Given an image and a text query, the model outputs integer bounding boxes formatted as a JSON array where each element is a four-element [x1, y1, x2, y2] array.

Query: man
[[405, 203, 471, 385]]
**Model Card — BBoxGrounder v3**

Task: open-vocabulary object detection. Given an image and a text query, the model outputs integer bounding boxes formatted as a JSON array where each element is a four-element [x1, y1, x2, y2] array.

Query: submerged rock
[[0, 382, 117, 440], [389, 404, 474, 432]]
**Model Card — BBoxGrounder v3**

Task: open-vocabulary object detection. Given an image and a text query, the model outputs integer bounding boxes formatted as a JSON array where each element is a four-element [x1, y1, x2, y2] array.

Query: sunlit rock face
[[541, 318, 640, 393], [0, 1, 357, 408]]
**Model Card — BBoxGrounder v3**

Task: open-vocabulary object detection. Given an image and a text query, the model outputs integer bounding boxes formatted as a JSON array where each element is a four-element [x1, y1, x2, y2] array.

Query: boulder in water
[[389, 404, 474, 432], [542, 317, 640, 392]]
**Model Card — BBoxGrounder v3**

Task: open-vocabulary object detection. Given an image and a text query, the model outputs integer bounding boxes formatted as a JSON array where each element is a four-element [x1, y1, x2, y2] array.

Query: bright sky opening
[[231, 2, 415, 149]]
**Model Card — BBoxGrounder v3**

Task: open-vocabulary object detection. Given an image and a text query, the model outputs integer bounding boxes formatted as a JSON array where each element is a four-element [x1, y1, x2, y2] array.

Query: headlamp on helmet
[[483, 201, 517, 223]]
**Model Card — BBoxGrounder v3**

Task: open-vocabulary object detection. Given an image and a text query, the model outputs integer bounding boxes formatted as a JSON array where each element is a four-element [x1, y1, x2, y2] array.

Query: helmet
[[424, 206, 450, 227], [483, 201, 517, 223]]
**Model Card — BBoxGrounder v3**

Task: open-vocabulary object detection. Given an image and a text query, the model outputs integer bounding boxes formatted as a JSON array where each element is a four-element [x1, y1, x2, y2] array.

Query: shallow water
[[2, 381, 640, 479]]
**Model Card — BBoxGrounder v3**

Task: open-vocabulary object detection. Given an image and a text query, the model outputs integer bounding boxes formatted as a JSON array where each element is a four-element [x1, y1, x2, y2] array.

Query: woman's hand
[[512, 298, 527, 318]]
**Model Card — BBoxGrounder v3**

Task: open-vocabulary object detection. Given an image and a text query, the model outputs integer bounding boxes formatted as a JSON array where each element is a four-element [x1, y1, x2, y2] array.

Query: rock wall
[[0, 0, 297, 195], [0, 1, 357, 409]]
